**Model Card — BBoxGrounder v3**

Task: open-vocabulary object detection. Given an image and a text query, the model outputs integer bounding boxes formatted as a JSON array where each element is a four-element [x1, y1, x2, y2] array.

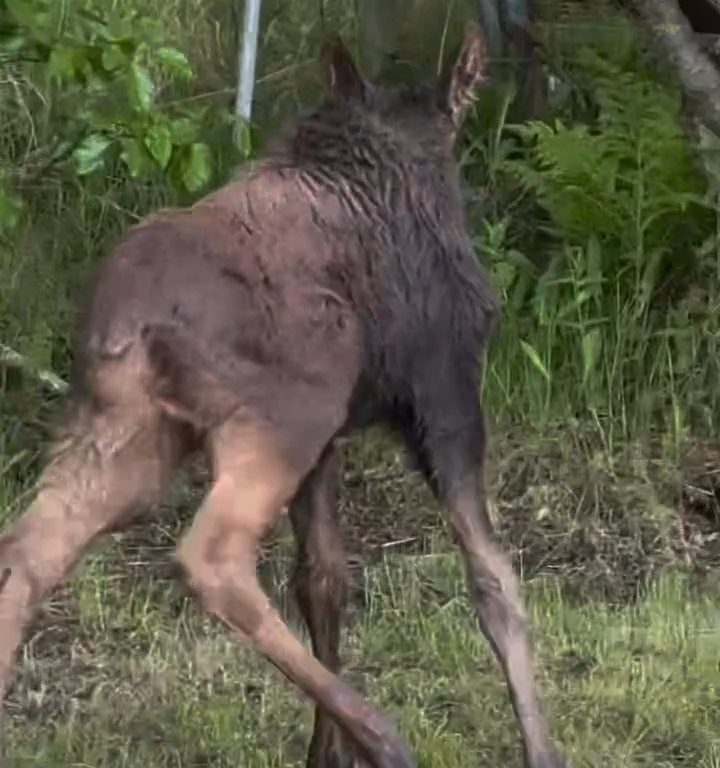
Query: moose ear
[[321, 36, 366, 102], [445, 25, 487, 128]]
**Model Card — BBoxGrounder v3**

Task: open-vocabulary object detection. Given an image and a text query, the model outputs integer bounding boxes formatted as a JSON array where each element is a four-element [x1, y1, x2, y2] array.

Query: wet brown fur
[[0, 27, 564, 768]]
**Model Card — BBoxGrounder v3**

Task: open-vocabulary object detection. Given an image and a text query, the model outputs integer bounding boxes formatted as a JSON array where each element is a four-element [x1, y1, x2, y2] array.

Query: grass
[[1, 427, 719, 767], [3, 548, 719, 767]]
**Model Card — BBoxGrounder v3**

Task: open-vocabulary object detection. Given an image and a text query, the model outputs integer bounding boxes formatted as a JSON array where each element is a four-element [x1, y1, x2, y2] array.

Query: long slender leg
[[409, 403, 563, 768], [289, 444, 355, 768], [174, 422, 414, 768], [0, 406, 183, 730]]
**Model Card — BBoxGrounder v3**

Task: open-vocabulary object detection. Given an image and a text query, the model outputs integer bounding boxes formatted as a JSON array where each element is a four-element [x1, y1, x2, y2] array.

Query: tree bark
[[636, 0, 720, 135]]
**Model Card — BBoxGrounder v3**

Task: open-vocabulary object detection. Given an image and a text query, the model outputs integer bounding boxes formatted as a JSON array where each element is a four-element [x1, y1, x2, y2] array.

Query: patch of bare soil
[[76, 424, 720, 602], [488, 427, 720, 602], [135, 424, 715, 598]]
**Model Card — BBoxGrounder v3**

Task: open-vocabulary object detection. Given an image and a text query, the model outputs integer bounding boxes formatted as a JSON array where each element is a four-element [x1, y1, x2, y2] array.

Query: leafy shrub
[[0, 0, 244, 417], [0, 0, 231, 213]]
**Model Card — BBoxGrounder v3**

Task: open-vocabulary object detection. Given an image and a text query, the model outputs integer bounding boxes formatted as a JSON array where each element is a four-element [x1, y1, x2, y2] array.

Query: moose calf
[[0, 27, 564, 768]]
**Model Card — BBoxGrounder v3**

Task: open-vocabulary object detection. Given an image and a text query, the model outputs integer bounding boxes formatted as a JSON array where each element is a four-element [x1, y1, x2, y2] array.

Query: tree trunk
[[635, 0, 720, 135]]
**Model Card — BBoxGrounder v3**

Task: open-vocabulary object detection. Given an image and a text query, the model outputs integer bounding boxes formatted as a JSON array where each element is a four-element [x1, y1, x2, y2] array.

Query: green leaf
[[101, 44, 127, 72], [120, 137, 156, 179], [144, 123, 172, 169], [233, 120, 253, 159], [5, 0, 52, 46], [520, 340, 550, 383], [155, 46, 192, 78], [491, 261, 516, 292], [5, 0, 48, 32], [129, 59, 154, 111], [181, 142, 212, 191], [47, 47, 75, 79], [73, 133, 112, 175], [169, 116, 199, 145], [47, 46, 96, 80], [103, 16, 136, 45], [581, 327, 602, 384]]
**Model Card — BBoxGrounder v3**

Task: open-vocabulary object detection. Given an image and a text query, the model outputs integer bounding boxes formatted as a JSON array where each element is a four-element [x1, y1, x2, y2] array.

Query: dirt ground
[[107, 422, 720, 606]]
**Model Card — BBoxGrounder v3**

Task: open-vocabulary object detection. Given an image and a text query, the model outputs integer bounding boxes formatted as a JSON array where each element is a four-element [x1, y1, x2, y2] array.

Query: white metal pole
[[236, 0, 262, 122]]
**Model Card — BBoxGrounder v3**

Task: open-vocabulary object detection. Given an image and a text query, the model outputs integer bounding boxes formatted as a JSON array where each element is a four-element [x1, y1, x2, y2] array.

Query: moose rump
[[80, 172, 363, 439]]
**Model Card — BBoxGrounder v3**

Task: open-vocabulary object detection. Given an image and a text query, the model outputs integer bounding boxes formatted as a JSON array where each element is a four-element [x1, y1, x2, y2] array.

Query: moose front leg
[[408, 403, 564, 768]]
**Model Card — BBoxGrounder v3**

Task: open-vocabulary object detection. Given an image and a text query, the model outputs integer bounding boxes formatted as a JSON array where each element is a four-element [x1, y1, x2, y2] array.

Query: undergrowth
[[463, 5, 720, 439]]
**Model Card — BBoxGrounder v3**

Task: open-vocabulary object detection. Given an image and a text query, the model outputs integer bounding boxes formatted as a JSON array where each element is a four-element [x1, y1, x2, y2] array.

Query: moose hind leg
[[174, 421, 415, 768], [413, 411, 563, 768], [0, 406, 182, 707], [289, 445, 355, 768], [452, 494, 562, 768]]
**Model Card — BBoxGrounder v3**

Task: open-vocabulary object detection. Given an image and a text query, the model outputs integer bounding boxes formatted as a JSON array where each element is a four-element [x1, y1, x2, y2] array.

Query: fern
[[479, 3, 720, 435], [505, 47, 708, 262]]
